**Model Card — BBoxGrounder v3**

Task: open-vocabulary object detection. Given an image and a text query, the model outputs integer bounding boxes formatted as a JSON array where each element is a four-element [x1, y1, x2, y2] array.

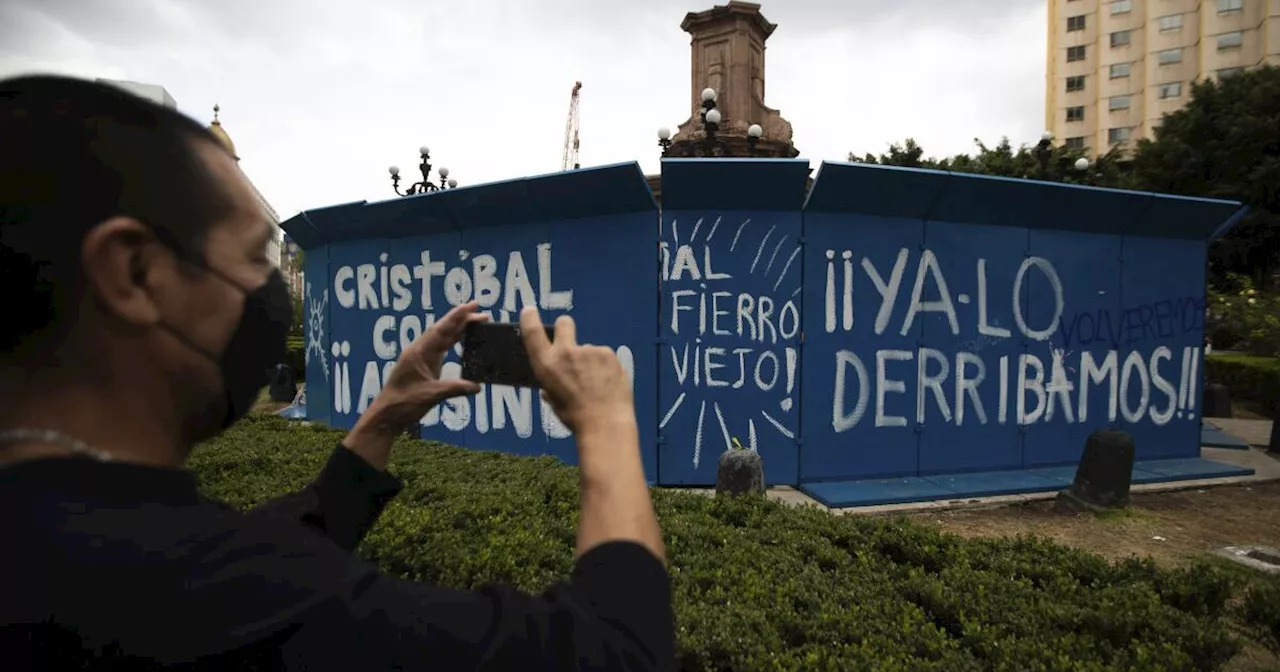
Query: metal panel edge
[[660, 158, 811, 211], [293, 162, 657, 245]]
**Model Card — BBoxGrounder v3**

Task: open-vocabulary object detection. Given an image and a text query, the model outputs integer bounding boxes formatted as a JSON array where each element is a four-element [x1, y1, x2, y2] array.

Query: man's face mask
[[156, 246, 294, 431]]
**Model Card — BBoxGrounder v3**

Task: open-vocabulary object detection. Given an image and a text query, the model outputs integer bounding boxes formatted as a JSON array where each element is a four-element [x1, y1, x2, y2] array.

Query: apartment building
[[1046, 0, 1280, 155]]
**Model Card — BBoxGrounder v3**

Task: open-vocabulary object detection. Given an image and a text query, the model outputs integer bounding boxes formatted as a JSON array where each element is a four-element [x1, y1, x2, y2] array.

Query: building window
[[1111, 30, 1132, 48], [1218, 0, 1243, 13], [1111, 0, 1133, 14], [1158, 48, 1183, 64], [1108, 127, 1131, 144], [1067, 15, 1086, 31], [1065, 137, 1086, 150], [1067, 106, 1085, 122], [1110, 62, 1131, 78], [1158, 82, 1183, 99], [1218, 31, 1244, 50], [1158, 14, 1183, 31], [1066, 75, 1086, 92], [1067, 45, 1087, 62], [1218, 66, 1245, 78], [1109, 95, 1132, 110]]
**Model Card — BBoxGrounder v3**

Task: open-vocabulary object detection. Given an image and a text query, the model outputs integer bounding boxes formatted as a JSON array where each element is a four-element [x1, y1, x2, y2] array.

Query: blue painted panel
[[1118, 236, 1207, 460], [657, 209, 803, 485], [317, 212, 658, 481], [301, 245, 332, 426], [797, 458, 1253, 509], [291, 159, 1246, 489], [519, 213, 658, 480], [799, 477, 956, 508], [800, 213, 924, 480], [1202, 423, 1251, 450], [1024, 230, 1125, 466], [1133, 457, 1253, 482], [325, 238, 390, 430], [923, 469, 1064, 498], [917, 221, 1027, 474]]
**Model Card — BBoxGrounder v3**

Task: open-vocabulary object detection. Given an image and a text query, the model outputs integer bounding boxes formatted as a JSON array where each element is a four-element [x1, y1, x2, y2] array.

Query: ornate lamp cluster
[[389, 146, 458, 196], [657, 88, 762, 158]]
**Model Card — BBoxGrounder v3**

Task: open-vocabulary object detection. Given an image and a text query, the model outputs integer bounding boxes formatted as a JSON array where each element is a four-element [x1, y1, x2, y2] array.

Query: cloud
[[0, 0, 1046, 218]]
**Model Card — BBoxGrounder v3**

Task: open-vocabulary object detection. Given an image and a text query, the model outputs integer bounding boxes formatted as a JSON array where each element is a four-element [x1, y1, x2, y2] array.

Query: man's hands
[[344, 301, 486, 470], [519, 307, 634, 438], [347, 302, 662, 563], [518, 307, 664, 563], [373, 301, 488, 426]]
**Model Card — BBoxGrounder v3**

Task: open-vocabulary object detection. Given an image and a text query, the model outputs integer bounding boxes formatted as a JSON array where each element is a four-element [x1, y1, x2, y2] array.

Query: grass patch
[[191, 415, 1253, 670], [1092, 507, 1151, 524]]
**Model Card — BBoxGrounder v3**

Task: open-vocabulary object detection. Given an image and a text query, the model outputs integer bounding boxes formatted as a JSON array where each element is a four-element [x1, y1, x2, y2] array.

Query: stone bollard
[[1056, 429, 1136, 513], [1202, 383, 1233, 419], [716, 449, 765, 496]]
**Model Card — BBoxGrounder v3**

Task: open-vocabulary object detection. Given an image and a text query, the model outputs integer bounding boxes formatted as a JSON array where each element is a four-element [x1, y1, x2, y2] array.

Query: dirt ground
[[906, 479, 1280, 670], [907, 480, 1280, 566]]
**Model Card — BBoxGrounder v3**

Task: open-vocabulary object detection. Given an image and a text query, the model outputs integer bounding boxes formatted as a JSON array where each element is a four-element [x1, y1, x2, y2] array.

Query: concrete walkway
[[1206, 417, 1274, 449], [683, 419, 1280, 515]]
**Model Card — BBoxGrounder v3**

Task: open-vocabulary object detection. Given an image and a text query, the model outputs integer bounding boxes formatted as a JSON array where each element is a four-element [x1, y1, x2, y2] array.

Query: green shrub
[[1204, 353, 1280, 417], [1242, 577, 1280, 655], [191, 416, 1243, 670], [284, 335, 305, 380], [1207, 277, 1280, 356]]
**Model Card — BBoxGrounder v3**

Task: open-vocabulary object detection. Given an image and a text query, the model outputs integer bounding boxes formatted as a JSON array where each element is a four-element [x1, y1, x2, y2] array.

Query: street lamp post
[[389, 146, 458, 196], [700, 87, 720, 147], [658, 126, 673, 157], [747, 123, 762, 155]]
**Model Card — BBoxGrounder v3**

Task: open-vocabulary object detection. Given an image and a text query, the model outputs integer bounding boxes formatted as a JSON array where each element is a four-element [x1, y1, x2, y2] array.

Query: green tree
[[850, 66, 1280, 287], [291, 293, 304, 336], [1129, 65, 1280, 287], [847, 136, 1128, 187]]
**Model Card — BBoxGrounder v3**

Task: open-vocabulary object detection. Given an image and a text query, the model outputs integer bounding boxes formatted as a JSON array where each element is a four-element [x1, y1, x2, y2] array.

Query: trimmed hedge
[[191, 416, 1245, 670], [284, 335, 305, 381], [1243, 576, 1280, 655], [1205, 353, 1280, 417]]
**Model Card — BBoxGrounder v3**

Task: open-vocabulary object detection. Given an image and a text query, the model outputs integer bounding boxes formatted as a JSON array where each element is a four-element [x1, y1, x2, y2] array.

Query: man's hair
[[0, 75, 233, 357]]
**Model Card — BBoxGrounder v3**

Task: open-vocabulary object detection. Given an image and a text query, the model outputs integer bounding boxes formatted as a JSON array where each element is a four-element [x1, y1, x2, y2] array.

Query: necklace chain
[[0, 428, 114, 462]]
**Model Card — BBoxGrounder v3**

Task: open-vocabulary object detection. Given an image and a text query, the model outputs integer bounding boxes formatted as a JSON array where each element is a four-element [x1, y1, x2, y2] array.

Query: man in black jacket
[[0, 75, 674, 670]]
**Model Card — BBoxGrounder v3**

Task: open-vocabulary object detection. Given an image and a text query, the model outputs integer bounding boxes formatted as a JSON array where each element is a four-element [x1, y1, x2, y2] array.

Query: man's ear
[[79, 216, 167, 328]]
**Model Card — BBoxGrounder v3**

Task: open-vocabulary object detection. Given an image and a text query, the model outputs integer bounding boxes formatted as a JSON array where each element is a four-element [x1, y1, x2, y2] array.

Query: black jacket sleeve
[[164, 512, 677, 671], [246, 444, 401, 551], [277, 540, 677, 671]]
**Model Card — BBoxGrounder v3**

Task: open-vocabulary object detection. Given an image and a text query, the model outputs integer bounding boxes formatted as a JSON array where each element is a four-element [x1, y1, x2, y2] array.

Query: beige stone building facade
[[1046, 0, 1280, 155]]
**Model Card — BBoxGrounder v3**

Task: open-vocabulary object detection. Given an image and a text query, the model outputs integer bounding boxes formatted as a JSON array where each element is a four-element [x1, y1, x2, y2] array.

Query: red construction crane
[[561, 81, 581, 171]]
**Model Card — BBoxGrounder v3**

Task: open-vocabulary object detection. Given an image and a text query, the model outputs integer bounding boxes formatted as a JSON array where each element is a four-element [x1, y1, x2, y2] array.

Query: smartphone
[[461, 321, 555, 388]]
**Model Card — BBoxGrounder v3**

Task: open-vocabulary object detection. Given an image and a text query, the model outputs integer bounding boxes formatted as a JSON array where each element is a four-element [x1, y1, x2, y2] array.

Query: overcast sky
[[0, 0, 1047, 219]]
